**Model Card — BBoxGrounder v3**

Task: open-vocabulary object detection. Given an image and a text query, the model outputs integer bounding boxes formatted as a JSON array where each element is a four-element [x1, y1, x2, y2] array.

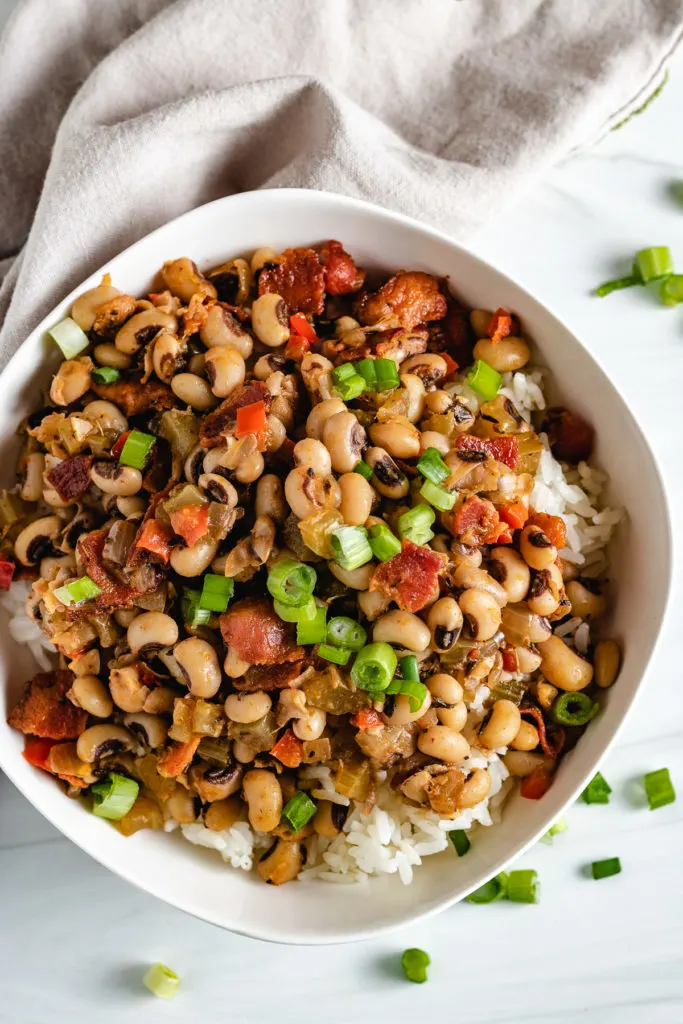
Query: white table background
[[1, 3, 683, 1021]]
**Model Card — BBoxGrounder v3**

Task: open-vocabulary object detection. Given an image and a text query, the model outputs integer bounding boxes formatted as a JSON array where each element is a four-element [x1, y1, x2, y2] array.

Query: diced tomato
[[351, 709, 384, 731], [23, 736, 58, 771], [135, 519, 173, 563], [441, 353, 459, 377], [501, 648, 518, 672], [235, 400, 267, 438], [284, 334, 311, 362], [499, 502, 529, 531], [111, 430, 130, 459], [169, 504, 209, 547], [289, 313, 318, 343], [486, 307, 516, 344], [0, 559, 15, 591], [270, 729, 304, 769], [527, 511, 566, 549], [520, 767, 552, 800], [451, 496, 500, 547], [455, 434, 519, 470]]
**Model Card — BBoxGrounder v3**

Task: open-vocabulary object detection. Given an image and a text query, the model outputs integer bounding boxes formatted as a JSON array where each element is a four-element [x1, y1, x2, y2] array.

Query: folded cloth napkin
[[0, 0, 681, 363]]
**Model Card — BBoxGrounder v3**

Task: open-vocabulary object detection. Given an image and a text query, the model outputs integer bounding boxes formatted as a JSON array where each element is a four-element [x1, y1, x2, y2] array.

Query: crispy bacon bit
[[157, 735, 201, 778], [369, 540, 444, 612], [258, 248, 326, 315], [320, 240, 365, 295], [455, 434, 519, 470], [451, 496, 500, 547], [521, 704, 565, 758], [90, 378, 176, 417], [527, 511, 567, 549], [220, 597, 304, 665], [91, 294, 137, 337], [355, 271, 447, 330], [543, 407, 594, 464], [79, 529, 161, 608], [8, 670, 87, 740], [200, 381, 271, 448], [486, 307, 518, 344], [45, 455, 92, 502], [233, 660, 307, 693]]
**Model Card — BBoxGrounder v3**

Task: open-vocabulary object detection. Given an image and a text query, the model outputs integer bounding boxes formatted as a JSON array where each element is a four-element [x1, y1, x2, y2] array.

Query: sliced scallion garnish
[[644, 768, 676, 810], [591, 857, 621, 880], [48, 317, 90, 358], [91, 772, 139, 820], [143, 963, 181, 1000], [401, 948, 430, 984]]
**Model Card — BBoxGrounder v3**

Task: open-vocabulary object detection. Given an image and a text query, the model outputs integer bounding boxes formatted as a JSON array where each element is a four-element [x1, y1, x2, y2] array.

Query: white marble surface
[[2, 6, 683, 1021]]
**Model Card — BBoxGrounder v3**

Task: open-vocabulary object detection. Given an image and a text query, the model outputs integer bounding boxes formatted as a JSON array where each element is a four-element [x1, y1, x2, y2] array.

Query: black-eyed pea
[[424, 389, 453, 415], [455, 768, 491, 809], [161, 257, 217, 303], [93, 342, 132, 370], [537, 634, 593, 691], [419, 430, 449, 455], [566, 578, 607, 620], [369, 417, 420, 459], [428, 673, 464, 706], [152, 333, 184, 383], [427, 598, 464, 653], [527, 565, 562, 617], [473, 336, 530, 373], [198, 473, 238, 507], [115, 308, 177, 355], [364, 446, 409, 499], [109, 666, 150, 712], [292, 708, 326, 741], [357, 589, 390, 621], [373, 610, 430, 652], [204, 796, 243, 831], [117, 495, 146, 517], [338, 471, 374, 526], [20, 453, 45, 502], [224, 648, 250, 679], [322, 411, 367, 474], [263, 415, 287, 453], [243, 769, 283, 832], [225, 690, 272, 724], [382, 689, 431, 726], [511, 720, 540, 752], [459, 588, 502, 642], [143, 686, 176, 715], [199, 304, 253, 358], [401, 353, 448, 388], [204, 346, 246, 398], [255, 474, 287, 523], [127, 611, 178, 656], [257, 838, 303, 884], [166, 785, 197, 824], [285, 466, 341, 519], [70, 276, 121, 331], [516, 646, 543, 674], [191, 763, 243, 803], [123, 711, 168, 748], [82, 399, 128, 434], [536, 681, 558, 709], [503, 750, 554, 778], [500, 603, 552, 646], [329, 560, 374, 590], [14, 515, 62, 566], [207, 258, 251, 305], [293, 437, 332, 476], [250, 247, 278, 274], [251, 293, 290, 347], [417, 726, 470, 764], [171, 372, 218, 410], [488, 547, 530, 603], [76, 724, 136, 763], [469, 309, 493, 339], [520, 524, 557, 571], [50, 358, 92, 406], [305, 398, 346, 440], [594, 639, 620, 688], [479, 699, 522, 749], [67, 675, 113, 718], [437, 702, 468, 731], [170, 537, 219, 577], [91, 461, 142, 496], [313, 800, 349, 838], [174, 637, 222, 698]]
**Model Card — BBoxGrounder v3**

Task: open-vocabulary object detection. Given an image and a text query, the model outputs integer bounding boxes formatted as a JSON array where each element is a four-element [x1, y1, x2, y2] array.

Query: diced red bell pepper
[[169, 504, 209, 547], [235, 400, 267, 438], [486, 307, 515, 344], [284, 334, 311, 362], [527, 511, 566, 549], [501, 648, 518, 672], [135, 519, 173, 563], [441, 353, 459, 377], [499, 502, 529, 531], [289, 313, 318, 343], [270, 729, 304, 769], [0, 559, 15, 591], [23, 736, 58, 771], [520, 767, 552, 800], [351, 709, 384, 731], [111, 430, 131, 460]]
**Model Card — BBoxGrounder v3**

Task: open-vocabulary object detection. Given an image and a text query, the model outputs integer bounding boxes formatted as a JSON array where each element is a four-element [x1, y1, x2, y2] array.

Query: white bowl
[[0, 189, 672, 944]]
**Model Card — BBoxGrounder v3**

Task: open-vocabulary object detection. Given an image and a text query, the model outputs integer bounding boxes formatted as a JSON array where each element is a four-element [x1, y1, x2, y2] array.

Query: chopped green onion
[[318, 643, 351, 666], [326, 616, 367, 651], [384, 677, 403, 694], [581, 772, 612, 805], [374, 358, 400, 391], [506, 869, 540, 904], [90, 365, 121, 384], [355, 358, 376, 384], [182, 589, 211, 627], [330, 525, 373, 571], [353, 460, 373, 481], [419, 479, 455, 511], [399, 654, 420, 683], [659, 275, 683, 306], [274, 596, 318, 623], [91, 772, 139, 820], [350, 642, 398, 693], [417, 447, 449, 485], [282, 791, 317, 832], [297, 605, 327, 645], [540, 817, 568, 845], [199, 573, 234, 612], [591, 857, 621, 880], [643, 768, 676, 810], [401, 948, 430, 984], [466, 359, 501, 401], [465, 873, 508, 904], [400, 679, 427, 712], [332, 362, 358, 382], [54, 575, 102, 606], [119, 429, 156, 470], [635, 246, 673, 283], [449, 830, 471, 857], [332, 363, 366, 401], [267, 558, 317, 607], [595, 274, 641, 298], [397, 503, 435, 544], [143, 963, 181, 1000], [48, 317, 90, 358], [551, 691, 598, 727], [368, 522, 401, 562]]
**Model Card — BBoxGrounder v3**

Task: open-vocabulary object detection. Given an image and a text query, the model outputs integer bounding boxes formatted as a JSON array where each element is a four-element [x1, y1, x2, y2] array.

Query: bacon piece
[[451, 496, 500, 547], [45, 455, 92, 502], [455, 434, 519, 470], [8, 670, 87, 740], [369, 539, 444, 613], [200, 381, 271, 448], [355, 271, 447, 330], [527, 511, 567, 549], [543, 407, 594, 464], [486, 307, 518, 344], [220, 597, 304, 665], [157, 736, 201, 778], [233, 660, 307, 693], [320, 240, 365, 295], [520, 704, 565, 758], [90, 378, 176, 416], [258, 247, 326, 315], [78, 529, 162, 608]]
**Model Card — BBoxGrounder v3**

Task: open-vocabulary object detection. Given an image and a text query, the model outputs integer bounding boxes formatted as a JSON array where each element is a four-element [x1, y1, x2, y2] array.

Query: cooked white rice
[[2, 367, 623, 885]]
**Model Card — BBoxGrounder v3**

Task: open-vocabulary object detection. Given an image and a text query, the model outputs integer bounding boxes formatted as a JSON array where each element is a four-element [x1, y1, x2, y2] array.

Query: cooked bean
[[452, 564, 508, 606], [451, 542, 483, 569], [292, 708, 327, 741], [383, 689, 431, 726], [566, 578, 607, 620], [224, 647, 250, 678], [170, 536, 219, 576], [479, 699, 521, 749], [369, 418, 420, 459], [255, 474, 287, 523], [93, 342, 132, 370], [251, 292, 290, 347], [151, 333, 184, 383], [527, 564, 563, 617], [115, 308, 177, 355], [263, 414, 286, 454], [199, 304, 253, 358], [123, 711, 168, 748], [357, 589, 391, 621], [469, 309, 492, 339], [322, 411, 367, 474], [488, 546, 530, 603], [204, 346, 246, 398], [427, 597, 464, 653], [419, 430, 449, 455], [418, 726, 470, 764], [537, 634, 593, 691], [90, 461, 142, 496], [250, 247, 279, 274], [76, 724, 135, 763], [338, 472, 374, 526], [401, 353, 448, 388], [503, 750, 554, 778], [257, 838, 303, 885], [114, 608, 138, 628], [293, 437, 332, 476], [424, 389, 453, 415], [520, 524, 557, 571], [127, 611, 178, 655], [208, 258, 251, 305], [40, 554, 75, 580], [373, 610, 430, 651], [455, 768, 490, 808], [166, 785, 197, 824], [71, 278, 122, 331], [116, 495, 146, 517], [50, 358, 92, 406], [143, 686, 176, 714], [329, 560, 375, 590], [594, 639, 621, 688], [437, 702, 468, 731], [67, 675, 113, 718], [171, 372, 218, 410], [285, 466, 341, 519], [511, 720, 540, 751], [14, 515, 61, 566], [243, 769, 282, 832], [174, 637, 222, 698], [536, 681, 558, 709], [364, 446, 409, 499], [313, 801, 348, 838], [500, 604, 552, 646], [161, 257, 216, 303], [459, 588, 502, 642], [191, 763, 243, 803], [204, 796, 242, 831], [20, 452, 45, 502], [380, 373, 425, 423], [515, 645, 543, 674], [82, 399, 128, 434], [428, 673, 464, 706], [109, 666, 149, 712], [305, 398, 346, 440], [198, 472, 238, 507], [473, 336, 530, 373], [225, 691, 272, 724]]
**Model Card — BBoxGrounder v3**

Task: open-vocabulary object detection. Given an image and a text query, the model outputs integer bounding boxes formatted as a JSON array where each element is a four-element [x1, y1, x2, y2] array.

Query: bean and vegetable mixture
[[3, 240, 622, 885]]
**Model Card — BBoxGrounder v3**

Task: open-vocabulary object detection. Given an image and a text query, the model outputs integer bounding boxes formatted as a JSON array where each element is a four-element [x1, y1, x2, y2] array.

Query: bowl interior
[[0, 189, 671, 943]]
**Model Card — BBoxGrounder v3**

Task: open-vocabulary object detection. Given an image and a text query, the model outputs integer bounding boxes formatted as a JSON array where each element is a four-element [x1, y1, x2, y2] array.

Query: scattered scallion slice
[[297, 605, 327, 645], [143, 963, 181, 1000], [417, 447, 449, 485], [330, 525, 373, 571], [326, 616, 367, 651], [331, 363, 366, 401], [506, 869, 540, 904], [635, 246, 673, 283], [118, 429, 156, 470], [659, 274, 683, 306], [551, 691, 598, 727], [643, 768, 676, 810], [465, 872, 508, 904], [368, 522, 401, 562], [91, 773, 139, 820], [466, 359, 501, 401], [267, 559, 317, 607], [401, 948, 430, 984], [539, 817, 568, 845], [374, 358, 400, 391], [353, 460, 373, 481], [54, 575, 102, 606], [350, 642, 397, 693], [48, 317, 90, 358], [449, 830, 471, 857], [581, 772, 612, 805], [397, 503, 435, 544], [282, 791, 317, 832], [274, 596, 318, 623], [591, 857, 621, 880], [90, 365, 121, 384], [317, 643, 351, 666], [419, 479, 455, 511], [595, 274, 641, 297], [199, 573, 234, 612], [399, 654, 420, 684], [400, 679, 427, 712], [182, 589, 211, 627]]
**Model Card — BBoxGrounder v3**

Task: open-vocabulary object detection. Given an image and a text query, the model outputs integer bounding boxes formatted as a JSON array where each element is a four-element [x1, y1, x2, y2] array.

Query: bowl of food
[[0, 189, 671, 943]]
